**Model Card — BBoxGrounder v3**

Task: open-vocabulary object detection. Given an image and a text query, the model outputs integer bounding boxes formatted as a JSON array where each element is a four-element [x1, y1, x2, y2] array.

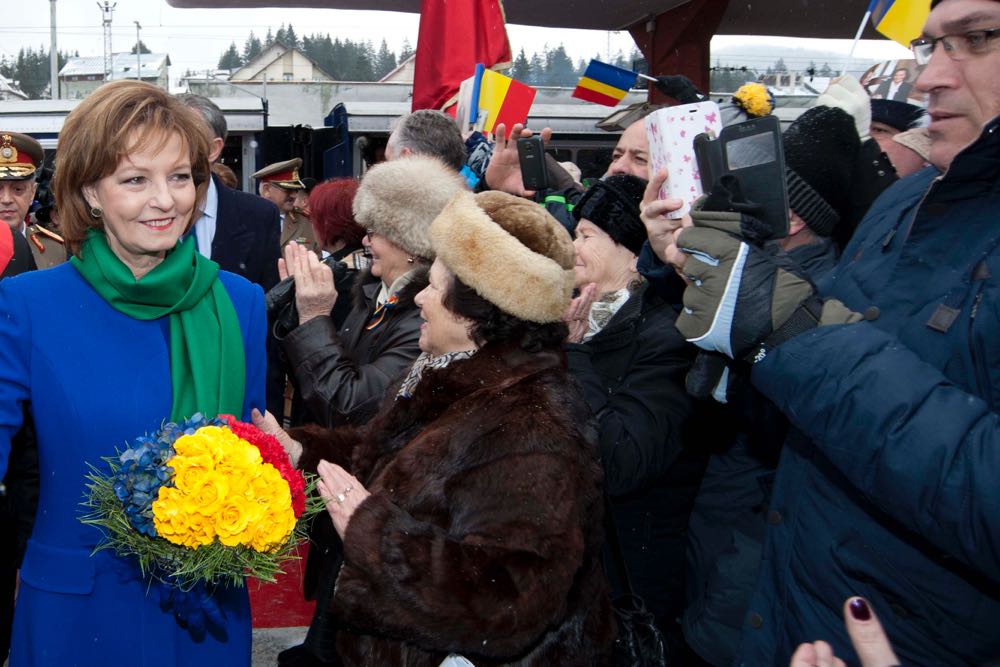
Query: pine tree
[[218, 42, 242, 70], [130, 40, 151, 54], [264, 28, 274, 48], [511, 48, 531, 81], [243, 31, 263, 63], [819, 62, 834, 76], [773, 57, 788, 72], [374, 39, 397, 79], [399, 38, 414, 62], [545, 45, 576, 86], [285, 24, 299, 48], [527, 52, 545, 85]]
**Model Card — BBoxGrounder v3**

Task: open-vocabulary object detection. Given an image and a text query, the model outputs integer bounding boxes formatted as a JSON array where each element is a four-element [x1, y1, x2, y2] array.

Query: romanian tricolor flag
[[475, 66, 537, 133], [868, 0, 931, 47], [572, 60, 638, 107]]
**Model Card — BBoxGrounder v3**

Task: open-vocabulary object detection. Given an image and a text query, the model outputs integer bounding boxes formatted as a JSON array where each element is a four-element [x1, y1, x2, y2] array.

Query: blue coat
[[0, 262, 267, 666], [738, 120, 1000, 665]]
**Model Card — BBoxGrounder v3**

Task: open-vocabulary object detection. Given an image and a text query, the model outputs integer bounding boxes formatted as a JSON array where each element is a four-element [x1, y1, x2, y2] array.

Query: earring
[[89, 206, 103, 219], [407, 256, 415, 264]]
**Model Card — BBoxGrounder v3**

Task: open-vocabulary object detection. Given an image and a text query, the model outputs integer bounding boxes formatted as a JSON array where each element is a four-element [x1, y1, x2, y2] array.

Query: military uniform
[[0, 133, 65, 269], [253, 158, 319, 253], [24, 220, 66, 269]]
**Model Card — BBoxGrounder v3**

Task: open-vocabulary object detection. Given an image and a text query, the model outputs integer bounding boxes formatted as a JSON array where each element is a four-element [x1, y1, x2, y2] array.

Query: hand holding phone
[[645, 101, 723, 219], [517, 135, 548, 191]]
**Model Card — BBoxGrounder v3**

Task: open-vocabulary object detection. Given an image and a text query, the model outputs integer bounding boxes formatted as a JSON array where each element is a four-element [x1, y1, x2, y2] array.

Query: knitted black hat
[[782, 106, 861, 237], [871, 99, 927, 132], [573, 174, 648, 255]]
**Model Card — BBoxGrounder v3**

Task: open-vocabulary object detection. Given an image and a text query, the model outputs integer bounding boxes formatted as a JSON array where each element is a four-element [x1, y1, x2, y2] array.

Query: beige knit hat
[[430, 191, 576, 323], [892, 127, 932, 163], [352, 156, 466, 260]]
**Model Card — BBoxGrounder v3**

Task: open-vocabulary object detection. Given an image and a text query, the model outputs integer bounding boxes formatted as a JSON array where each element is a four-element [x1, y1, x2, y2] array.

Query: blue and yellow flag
[[868, 0, 932, 46]]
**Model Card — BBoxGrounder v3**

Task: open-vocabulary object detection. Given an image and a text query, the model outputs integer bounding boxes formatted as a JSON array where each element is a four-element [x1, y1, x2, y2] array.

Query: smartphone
[[693, 115, 789, 240], [517, 135, 549, 191], [645, 101, 723, 219]]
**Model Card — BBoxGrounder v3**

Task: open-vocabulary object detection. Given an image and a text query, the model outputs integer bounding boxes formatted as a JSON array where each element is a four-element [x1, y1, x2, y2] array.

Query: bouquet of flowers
[[82, 413, 321, 590]]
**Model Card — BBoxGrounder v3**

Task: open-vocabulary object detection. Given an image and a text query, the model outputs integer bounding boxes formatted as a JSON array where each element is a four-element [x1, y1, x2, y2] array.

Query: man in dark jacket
[[177, 94, 281, 291], [661, 0, 1000, 662], [682, 104, 861, 666]]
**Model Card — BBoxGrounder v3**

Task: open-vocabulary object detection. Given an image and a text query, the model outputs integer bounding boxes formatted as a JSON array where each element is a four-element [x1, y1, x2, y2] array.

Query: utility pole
[[134, 21, 141, 81], [97, 1, 116, 82], [49, 0, 58, 99]]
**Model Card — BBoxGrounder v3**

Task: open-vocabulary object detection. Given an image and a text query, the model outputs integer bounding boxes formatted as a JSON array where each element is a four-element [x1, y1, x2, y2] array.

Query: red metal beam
[[629, 0, 730, 103]]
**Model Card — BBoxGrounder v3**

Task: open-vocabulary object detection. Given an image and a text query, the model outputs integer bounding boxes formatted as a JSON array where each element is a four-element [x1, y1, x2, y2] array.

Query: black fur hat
[[573, 174, 648, 255], [783, 106, 861, 237]]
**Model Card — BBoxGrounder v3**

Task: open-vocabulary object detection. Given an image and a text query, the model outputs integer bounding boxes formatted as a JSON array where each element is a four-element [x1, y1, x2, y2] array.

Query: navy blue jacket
[[739, 119, 1000, 665], [211, 174, 281, 291]]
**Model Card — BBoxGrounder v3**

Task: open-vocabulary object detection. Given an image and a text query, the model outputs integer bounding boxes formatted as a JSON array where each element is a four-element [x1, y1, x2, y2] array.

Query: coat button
[[864, 306, 881, 321], [748, 612, 764, 628], [768, 510, 782, 525]]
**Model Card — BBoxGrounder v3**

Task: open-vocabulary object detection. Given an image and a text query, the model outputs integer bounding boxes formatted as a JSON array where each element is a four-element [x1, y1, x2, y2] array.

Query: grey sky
[[3, 0, 910, 78]]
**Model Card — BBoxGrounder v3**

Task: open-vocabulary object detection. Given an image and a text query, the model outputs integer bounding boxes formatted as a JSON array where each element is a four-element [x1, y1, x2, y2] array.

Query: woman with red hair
[[308, 179, 366, 259]]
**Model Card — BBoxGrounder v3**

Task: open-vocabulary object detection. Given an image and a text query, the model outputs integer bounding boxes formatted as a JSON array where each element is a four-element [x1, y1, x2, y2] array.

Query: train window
[[545, 148, 573, 163]]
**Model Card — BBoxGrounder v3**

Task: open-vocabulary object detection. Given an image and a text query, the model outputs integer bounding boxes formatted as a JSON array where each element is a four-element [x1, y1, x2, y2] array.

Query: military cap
[[0, 132, 43, 180], [252, 158, 305, 190]]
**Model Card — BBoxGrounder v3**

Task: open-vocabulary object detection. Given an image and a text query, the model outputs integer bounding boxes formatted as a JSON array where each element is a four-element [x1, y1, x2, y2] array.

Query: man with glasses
[[655, 0, 1000, 663]]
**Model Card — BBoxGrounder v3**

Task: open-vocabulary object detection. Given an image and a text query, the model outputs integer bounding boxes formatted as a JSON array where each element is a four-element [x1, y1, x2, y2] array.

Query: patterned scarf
[[583, 287, 632, 342], [396, 350, 476, 399]]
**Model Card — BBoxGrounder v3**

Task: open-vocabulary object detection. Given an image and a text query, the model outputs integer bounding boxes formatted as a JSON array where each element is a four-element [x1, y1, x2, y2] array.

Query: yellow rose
[[153, 487, 192, 546], [179, 512, 216, 548], [181, 471, 229, 517], [214, 497, 263, 547], [215, 439, 262, 478], [249, 506, 296, 552], [169, 452, 215, 492], [174, 429, 225, 462]]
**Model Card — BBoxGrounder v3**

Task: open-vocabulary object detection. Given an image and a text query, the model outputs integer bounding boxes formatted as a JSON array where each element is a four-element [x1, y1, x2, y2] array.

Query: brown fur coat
[[292, 340, 615, 666]]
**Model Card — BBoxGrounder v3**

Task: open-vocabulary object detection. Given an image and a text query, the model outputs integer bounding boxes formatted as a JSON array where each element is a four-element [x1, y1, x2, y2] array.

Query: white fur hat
[[353, 156, 466, 260]]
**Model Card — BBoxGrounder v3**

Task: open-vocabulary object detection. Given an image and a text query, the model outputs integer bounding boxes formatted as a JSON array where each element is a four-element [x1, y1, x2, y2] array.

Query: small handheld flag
[[868, 0, 931, 47], [572, 60, 639, 107], [475, 67, 537, 133]]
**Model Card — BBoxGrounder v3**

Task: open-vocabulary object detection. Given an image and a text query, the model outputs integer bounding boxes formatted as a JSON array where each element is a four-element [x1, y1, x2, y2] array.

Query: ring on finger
[[335, 493, 346, 504]]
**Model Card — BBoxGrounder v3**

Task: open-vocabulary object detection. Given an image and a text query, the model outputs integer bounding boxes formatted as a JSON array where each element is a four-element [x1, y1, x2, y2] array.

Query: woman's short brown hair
[[53, 80, 212, 255]]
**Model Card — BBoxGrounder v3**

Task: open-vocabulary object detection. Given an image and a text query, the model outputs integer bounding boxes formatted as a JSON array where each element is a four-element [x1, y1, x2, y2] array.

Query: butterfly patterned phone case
[[645, 101, 723, 219]]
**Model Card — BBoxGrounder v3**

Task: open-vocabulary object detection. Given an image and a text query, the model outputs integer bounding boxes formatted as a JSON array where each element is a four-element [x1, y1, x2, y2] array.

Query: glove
[[155, 579, 227, 640], [814, 75, 871, 141], [675, 212, 863, 365], [653, 75, 706, 104], [686, 351, 733, 403]]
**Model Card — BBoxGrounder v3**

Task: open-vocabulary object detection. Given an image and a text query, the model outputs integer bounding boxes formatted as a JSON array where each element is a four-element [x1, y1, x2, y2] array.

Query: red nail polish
[[849, 597, 872, 621]]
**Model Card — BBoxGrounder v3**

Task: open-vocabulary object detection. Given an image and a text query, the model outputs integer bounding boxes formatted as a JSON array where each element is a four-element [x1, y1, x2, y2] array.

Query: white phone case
[[645, 101, 723, 219]]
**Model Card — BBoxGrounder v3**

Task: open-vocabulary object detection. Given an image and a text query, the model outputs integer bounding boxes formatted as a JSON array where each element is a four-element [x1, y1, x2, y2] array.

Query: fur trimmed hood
[[430, 190, 576, 323], [352, 156, 467, 260]]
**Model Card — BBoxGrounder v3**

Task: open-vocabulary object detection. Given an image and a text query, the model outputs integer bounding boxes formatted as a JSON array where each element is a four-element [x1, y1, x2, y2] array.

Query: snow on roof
[[59, 53, 171, 79]]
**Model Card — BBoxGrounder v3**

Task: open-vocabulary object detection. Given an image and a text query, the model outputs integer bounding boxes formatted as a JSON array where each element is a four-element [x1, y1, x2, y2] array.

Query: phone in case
[[693, 115, 790, 240], [517, 135, 549, 191], [645, 101, 723, 218]]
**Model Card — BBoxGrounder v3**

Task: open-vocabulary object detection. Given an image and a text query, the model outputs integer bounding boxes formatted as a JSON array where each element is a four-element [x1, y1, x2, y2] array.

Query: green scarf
[[71, 230, 245, 422]]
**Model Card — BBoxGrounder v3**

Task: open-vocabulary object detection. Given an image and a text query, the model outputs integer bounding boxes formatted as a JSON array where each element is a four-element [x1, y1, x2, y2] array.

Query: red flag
[[411, 0, 512, 113]]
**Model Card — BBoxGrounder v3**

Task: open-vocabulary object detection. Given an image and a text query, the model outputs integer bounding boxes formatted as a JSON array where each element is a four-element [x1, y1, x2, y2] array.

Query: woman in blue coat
[[0, 81, 266, 666]]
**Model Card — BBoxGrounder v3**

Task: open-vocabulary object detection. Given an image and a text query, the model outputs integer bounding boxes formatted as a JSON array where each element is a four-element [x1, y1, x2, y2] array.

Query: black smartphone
[[693, 115, 789, 240], [517, 135, 549, 191]]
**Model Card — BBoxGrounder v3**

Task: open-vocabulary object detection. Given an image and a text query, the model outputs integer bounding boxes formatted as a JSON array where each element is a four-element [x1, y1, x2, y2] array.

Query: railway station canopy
[[165, 0, 884, 39]]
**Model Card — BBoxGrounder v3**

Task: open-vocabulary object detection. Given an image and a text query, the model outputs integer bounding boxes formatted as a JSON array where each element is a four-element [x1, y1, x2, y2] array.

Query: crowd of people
[[0, 0, 998, 664]]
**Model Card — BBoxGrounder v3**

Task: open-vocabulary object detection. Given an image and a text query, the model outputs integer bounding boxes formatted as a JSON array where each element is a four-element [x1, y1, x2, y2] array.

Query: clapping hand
[[564, 283, 597, 343], [316, 460, 370, 538], [280, 242, 337, 326]]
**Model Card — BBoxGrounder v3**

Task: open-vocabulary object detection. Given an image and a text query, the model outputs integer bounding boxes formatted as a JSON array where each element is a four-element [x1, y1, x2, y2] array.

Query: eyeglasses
[[910, 27, 1000, 65], [365, 227, 378, 239]]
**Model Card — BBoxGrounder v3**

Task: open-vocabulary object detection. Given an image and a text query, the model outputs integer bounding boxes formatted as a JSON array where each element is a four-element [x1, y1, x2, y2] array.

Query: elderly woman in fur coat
[[256, 191, 615, 666]]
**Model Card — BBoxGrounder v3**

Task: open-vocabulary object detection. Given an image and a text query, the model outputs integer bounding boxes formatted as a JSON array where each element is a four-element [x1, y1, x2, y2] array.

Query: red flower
[[222, 415, 307, 517]]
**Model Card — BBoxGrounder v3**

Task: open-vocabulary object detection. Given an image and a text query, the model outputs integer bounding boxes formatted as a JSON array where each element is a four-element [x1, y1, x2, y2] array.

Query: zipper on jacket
[[968, 287, 993, 409]]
